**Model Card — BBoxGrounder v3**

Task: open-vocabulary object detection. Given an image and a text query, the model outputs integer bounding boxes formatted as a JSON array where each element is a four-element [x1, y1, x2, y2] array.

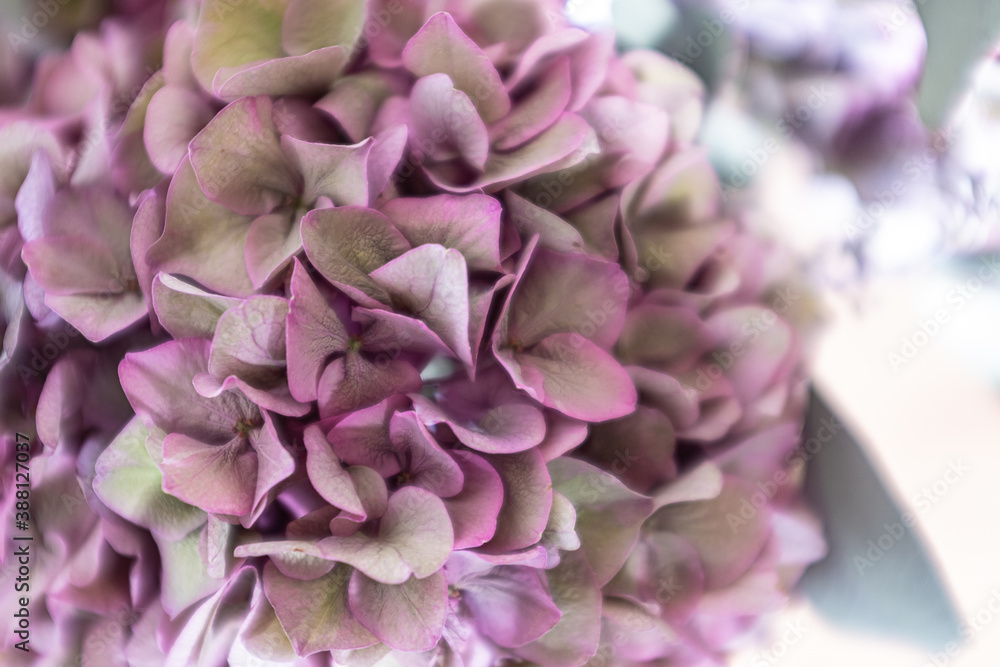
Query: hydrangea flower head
[[0, 1, 825, 665]]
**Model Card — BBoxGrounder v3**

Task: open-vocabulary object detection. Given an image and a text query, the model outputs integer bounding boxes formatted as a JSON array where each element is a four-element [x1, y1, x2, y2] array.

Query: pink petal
[[402, 12, 511, 123], [409, 73, 489, 170], [369, 245, 473, 366], [491, 56, 572, 151], [161, 433, 257, 517], [316, 351, 422, 420], [380, 194, 503, 272], [460, 565, 561, 648], [145, 86, 214, 175], [389, 411, 464, 498], [318, 486, 454, 584], [442, 450, 504, 549], [189, 96, 298, 216], [300, 206, 410, 308], [498, 333, 637, 422], [263, 562, 377, 655], [244, 212, 302, 290], [303, 424, 366, 517], [479, 448, 552, 554], [286, 258, 350, 402], [146, 157, 254, 298], [281, 135, 372, 206], [215, 46, 350, 101], [348, 571, 448, 652]]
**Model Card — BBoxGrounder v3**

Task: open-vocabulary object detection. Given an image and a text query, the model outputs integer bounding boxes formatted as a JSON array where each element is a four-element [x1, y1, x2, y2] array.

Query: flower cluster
[[0, 1, 824, 665]]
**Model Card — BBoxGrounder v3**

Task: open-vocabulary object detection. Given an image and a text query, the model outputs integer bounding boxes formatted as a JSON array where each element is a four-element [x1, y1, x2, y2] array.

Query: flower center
[[232, 417, 257, 437], [507, 338, 525, 353]]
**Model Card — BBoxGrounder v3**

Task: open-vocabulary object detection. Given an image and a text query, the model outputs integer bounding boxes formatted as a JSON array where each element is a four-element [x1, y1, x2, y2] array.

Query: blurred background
[[571, 0, 1000, 664]]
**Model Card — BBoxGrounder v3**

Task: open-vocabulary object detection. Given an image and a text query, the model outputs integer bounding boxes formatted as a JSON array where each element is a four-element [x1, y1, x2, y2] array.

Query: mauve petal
[[541, 490, 581, 564], [567, 193, 621, 261], [317, 351, 422, 420], [119, 338, 246, 442], [191, 0, 285, 94], [246, 412, 297, 525], [512, 550, 602, 666], [380, 194, 503, 272], [43, 291, 146, 342], [93, 417, 207, 541], [151, 273, 240, 340], [646, 476, 772, 590], [15, 151, 55, 245], [351, 306, 459, 359], [145, 86, 214, 175], [189, 96, 299, 216], [300, 206, 410, 308], [146, 157, 254, 298], [132, 187, 167, 320], [366, 0, 431, 67], [431, 113, 594, 194], [460, 565, 561, 648], [244, 212, 302, 290], [194, 296, 308, 417], [389, 410, 464, 498], [677, 396, 742, 442], [499, 333, 637, 422], [478, 448, 552, 554], [367, 124, 407, 202], [161, 433, 257, 517], [627, 531, 705, 625], [164, 565, 258, 667], [507, 28, 612, 111], [410, 393, 546, 455], [491, 56, 572, 151], [303, 424, 366, 517], [599, 597, 678, 661], [281, 135, 372, 206], [651, 462, 725, 510], [235, 590, 299, 663], [506, 28, 588, 90], [585, 406, 677, 493], [155, 526, 225, 618], [281, 0, 364, 56], [580, 95, 670, 168], [22, 236, 120, 295], [163, 19, 198, 89], [327, 397, 406, 478], [316, 71, 401, 142], [409, 73, 489, 170], [549, 457, 654, 586], [706, 306, 795, 404], [402, 12, 510, 123], [623, 50, 705, 143], [215, 46, 350, 101], [504, 190, 587, 256], [618, 304, 714, 372], [264, 562, 377, 655], [468, 276, 512, 368], [369, 244, 473, 366], [506, 247, 629, 348], [318, 486, 454, 584], [536, 412, 588, 461], [442, 450, 503, 549], [286, 258, 350, 402], [348, 570, 447, 652], [626, 366, 700, 430], [627, 148, 719, 230], [208, 295, 287, 378]]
